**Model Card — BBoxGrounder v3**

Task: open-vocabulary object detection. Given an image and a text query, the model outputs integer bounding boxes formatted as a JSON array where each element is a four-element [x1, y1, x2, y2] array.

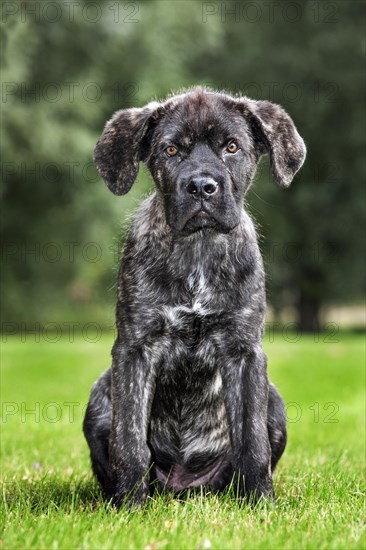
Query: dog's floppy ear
[[241, 99, 306, 188], [93, 102, 160, 195]]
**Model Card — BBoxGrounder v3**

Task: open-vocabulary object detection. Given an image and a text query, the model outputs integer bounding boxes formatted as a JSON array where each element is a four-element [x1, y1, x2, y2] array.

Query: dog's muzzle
[[181, 177, 221, 232]]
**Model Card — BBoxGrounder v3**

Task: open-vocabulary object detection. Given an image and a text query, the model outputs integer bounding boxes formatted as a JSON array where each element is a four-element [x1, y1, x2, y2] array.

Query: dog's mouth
[[193, 210, 211, 220], [172, 203, 239, 236], [183, 208, 219, 233]]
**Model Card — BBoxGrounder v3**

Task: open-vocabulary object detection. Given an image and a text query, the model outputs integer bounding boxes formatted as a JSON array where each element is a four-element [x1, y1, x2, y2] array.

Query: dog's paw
[[110, 479, 149, 510], [232, 471, 275, 504], [248, 483, 275, 505]]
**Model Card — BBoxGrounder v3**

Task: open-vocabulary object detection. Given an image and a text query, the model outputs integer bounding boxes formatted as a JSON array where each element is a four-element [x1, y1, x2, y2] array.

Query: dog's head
[[94, 87, 306, 235]]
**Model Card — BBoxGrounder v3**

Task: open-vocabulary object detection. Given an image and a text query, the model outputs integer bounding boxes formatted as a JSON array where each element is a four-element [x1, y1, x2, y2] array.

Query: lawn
[[1, 332, 365, 549]]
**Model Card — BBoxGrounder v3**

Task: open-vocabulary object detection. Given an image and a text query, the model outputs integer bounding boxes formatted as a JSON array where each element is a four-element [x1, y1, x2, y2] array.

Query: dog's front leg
[[222, 349, 274, 502], [108, 341, 157, 508]]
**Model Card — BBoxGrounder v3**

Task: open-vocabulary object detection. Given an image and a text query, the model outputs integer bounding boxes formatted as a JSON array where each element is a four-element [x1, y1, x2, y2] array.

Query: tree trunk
[[297, 294, 321, 333]]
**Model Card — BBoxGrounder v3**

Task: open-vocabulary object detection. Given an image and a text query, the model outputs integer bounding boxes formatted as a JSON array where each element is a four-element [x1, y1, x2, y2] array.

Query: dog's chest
[[149, 363, 230, 472], [149, 300, 231, 474]]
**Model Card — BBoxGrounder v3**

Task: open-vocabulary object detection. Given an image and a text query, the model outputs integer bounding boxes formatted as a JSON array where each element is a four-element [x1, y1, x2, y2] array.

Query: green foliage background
[[1, 0, 365, 329]]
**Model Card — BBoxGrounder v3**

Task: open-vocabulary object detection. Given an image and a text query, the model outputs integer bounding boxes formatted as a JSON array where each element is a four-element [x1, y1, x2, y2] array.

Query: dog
[[83, 87, 306, 508]]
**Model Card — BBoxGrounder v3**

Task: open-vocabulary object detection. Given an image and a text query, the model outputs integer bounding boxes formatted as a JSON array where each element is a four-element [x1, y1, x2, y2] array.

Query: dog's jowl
[[83, 87, 306, 507]]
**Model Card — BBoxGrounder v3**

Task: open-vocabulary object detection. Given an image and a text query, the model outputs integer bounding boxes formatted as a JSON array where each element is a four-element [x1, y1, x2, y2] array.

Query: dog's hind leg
[[267, 383, 287, 472], [83, 368, 112, 495]]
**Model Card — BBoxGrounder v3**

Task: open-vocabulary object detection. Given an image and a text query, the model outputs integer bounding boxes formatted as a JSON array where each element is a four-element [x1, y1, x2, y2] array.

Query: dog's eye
[[226, 141, 238, 154], [164, 146, 178, 157]]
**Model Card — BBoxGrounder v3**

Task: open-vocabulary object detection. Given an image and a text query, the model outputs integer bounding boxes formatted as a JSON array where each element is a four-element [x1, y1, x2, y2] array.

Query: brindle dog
[[83, 87, 306, 507]]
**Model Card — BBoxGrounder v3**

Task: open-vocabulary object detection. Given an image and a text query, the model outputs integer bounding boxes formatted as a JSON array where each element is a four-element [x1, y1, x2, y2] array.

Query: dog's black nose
[[186, 178, 218, 199]]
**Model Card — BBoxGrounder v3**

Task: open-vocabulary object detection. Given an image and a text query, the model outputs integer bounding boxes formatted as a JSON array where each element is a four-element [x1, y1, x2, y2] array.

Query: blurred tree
[[1, 8, 117, 325]]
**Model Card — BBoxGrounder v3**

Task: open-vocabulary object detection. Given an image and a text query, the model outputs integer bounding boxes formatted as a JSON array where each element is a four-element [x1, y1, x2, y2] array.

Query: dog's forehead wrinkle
[[159, 96, 241, 141], [152, 100, 253, 162]]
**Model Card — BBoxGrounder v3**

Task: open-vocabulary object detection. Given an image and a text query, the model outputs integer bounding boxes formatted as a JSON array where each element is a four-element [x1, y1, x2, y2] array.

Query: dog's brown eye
[[226, 141, 238, 154], [165, 146, 178, 157]]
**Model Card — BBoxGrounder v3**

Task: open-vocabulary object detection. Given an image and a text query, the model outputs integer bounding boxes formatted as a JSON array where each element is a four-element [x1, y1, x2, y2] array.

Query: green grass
[[1, 333, 365, 549]]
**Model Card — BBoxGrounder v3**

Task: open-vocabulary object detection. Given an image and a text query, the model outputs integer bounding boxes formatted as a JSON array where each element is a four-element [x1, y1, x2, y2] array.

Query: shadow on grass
[[1, 473, 279, 517], [1, 475, 108, 513]]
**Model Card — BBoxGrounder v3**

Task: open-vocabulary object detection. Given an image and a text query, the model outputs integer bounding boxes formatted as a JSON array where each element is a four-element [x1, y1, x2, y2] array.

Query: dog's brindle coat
[[83, 87, 306, 507]]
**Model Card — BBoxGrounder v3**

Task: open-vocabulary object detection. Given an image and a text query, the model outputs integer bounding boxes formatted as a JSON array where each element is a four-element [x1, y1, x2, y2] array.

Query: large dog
[[83, 87, 306, 507]]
